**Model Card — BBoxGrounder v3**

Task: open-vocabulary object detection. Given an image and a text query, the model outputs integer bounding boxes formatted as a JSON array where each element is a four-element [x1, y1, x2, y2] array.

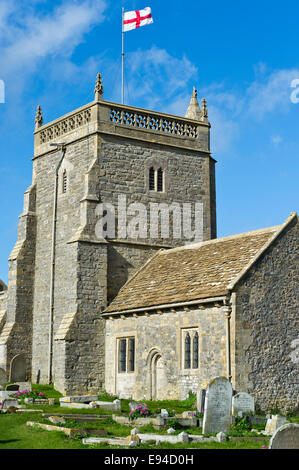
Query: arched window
[[184, 333, 191, 369], [157, 168, 163, 192], [149, 167, 155, 191], [62, 169, 67, 193], [193, 332, 199, 369]]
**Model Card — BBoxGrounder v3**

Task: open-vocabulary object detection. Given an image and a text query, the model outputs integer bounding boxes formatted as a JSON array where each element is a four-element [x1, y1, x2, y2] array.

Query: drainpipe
[[48, 143, 66, 384], [224, 296, 232, 382]]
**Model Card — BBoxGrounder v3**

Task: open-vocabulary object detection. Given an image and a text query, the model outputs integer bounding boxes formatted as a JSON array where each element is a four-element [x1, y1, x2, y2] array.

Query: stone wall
[[105, 304, 227, 400], [0, 185, 36, 378], [99, 135, 216, 244], [31, 137, 96, 384], [233, 216, 299, 412]]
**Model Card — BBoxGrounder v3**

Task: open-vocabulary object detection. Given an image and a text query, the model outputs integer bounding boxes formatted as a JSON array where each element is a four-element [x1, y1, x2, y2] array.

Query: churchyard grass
[[0, 385, 297, 449]]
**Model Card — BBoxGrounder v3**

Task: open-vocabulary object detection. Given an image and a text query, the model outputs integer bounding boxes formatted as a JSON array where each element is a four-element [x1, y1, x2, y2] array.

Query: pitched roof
[[104, 214, 297, 314]]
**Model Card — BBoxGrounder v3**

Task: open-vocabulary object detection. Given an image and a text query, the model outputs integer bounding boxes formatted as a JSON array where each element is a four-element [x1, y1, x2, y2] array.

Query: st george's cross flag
[[123, 7, 154, 32]]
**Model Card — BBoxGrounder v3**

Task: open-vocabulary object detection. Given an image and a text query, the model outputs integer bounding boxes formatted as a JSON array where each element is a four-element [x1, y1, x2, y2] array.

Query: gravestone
[[232, 392, 255, 416], [202, 376, 233, 434], [1, 398, 19, 410], [0, 367, 6, 385], [196, 388, 206, 413], [9, 354, 27, 382], [269, 423, 299, 449]]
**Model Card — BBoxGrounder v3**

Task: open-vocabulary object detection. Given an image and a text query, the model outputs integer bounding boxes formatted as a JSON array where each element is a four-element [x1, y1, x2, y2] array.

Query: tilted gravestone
[[202, 376, 233, 434], [269, 423, 299, 449], [232, 392, 255, 416], [9, 354, 27, 382], [196, 388, 206, 413]]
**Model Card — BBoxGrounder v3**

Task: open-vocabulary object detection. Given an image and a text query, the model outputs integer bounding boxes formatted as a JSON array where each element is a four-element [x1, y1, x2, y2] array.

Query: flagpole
[[122, 7, 124, 104]]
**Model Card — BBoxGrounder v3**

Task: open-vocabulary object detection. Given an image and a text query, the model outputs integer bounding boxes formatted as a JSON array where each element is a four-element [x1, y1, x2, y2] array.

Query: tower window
[[148, 166, 165, 192], [157, 168, 163, 192], [149, 167, 155, 191], [62, 170, 67, 193]]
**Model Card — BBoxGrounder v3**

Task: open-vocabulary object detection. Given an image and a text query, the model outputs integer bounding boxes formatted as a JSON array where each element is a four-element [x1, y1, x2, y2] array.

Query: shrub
[[129, 404, 151, 420], [167, 418, 181, 430], [11, 389, 47, 401], [231, 416, 252, 432]]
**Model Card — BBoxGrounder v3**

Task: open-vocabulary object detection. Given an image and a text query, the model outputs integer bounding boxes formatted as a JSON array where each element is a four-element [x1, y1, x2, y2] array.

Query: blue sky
[[0, 0, 298, 282]]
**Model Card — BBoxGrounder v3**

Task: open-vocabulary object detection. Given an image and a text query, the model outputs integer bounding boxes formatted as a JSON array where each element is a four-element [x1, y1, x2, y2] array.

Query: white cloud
[[271, 135, 283, 145], [246, 68, 299, 119], [124, 46, 198, 110], [0, 0, 107, 77]]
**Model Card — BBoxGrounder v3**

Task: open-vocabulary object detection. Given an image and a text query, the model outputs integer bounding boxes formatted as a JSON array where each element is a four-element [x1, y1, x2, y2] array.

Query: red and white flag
[[123, 7, 154, 32]]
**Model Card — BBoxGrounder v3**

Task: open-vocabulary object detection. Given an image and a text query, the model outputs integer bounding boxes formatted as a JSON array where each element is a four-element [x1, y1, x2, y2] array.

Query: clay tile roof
[[104, 224, 284, 314]]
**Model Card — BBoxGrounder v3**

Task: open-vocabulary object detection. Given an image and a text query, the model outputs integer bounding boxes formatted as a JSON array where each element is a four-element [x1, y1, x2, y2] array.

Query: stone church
[[0, 74, 297, 412]]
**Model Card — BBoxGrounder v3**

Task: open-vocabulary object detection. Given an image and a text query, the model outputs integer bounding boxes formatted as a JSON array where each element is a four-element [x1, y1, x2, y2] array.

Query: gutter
[[48, 144, 66, 384], [102, 295, 227, 317]]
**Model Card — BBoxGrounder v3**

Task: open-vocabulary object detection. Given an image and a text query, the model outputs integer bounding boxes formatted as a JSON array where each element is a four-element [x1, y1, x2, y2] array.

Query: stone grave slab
[[60, 395, 98, 404], [232, 392, 254, 416], [202, 376, 233, 434], [269, 423, 299, 449]]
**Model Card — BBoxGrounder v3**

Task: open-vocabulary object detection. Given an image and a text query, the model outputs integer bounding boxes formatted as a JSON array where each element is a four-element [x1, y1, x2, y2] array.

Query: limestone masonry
[[0, 74, 297, 412]]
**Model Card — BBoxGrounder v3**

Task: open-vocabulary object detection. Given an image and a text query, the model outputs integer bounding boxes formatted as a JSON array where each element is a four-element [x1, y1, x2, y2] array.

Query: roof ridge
[[161, 224, 282, 254]]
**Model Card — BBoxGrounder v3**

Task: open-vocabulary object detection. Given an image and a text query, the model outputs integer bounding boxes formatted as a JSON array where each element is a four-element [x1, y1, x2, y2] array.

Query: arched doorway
[[147, 349, 168, 400], [9, 354, 27, 382]]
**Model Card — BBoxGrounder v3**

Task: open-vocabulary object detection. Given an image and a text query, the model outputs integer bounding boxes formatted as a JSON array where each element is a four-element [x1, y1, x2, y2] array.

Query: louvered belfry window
[[62, 170, 67, 193], [149, 166, 164, 192], [157, 168, 163, 192], [149, 167, 155, 190]]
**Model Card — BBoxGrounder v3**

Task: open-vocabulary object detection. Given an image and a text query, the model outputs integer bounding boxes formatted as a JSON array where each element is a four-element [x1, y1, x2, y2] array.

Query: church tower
[[0, 75, 216, 394]]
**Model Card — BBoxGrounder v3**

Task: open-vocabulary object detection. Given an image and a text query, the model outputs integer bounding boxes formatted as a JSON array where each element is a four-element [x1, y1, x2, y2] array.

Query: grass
[[1, 385, 295, 450]]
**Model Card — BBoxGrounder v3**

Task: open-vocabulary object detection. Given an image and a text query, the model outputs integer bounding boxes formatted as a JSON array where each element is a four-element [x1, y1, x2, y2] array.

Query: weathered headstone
[[265, 415, 289, 435], [232, 392, 255, 416], [269, 423, 299, 449], [202, 376, 233, 434], [9, 354, 27, 382], [1, 398, 19, 410], [196, 388, 206, 413]]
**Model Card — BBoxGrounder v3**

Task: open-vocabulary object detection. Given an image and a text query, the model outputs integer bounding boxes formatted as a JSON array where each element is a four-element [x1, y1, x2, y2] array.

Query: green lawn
[[1, 384, 296, 450]]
